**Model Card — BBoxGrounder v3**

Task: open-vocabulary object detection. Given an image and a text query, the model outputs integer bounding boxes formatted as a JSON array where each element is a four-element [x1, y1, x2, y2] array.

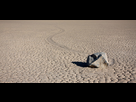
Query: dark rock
[[87, 52, 108, 68]]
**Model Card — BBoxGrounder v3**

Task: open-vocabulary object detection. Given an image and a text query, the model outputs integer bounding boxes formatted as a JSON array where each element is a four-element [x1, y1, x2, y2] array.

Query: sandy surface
[[0, 20, 136, 83]]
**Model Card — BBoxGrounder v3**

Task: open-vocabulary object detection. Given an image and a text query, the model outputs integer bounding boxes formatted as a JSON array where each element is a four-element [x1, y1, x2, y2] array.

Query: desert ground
[[0, 20, 136, 83]]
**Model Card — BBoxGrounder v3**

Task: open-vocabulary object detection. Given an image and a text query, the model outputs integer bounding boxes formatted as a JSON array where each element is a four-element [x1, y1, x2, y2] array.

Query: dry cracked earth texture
[[0, 20, 136, 83]]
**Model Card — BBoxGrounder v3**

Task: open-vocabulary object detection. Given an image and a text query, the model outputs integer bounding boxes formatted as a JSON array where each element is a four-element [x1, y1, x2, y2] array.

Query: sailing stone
[[87, 52, 108, 68]]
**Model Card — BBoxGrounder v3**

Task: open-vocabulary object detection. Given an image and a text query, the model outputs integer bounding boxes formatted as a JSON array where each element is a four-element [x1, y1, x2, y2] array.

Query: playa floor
[[0, 20, 136, 83]]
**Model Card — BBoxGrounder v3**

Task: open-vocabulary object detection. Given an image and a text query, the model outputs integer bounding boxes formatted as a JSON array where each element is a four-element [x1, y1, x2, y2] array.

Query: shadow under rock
[[72, 62, 88, 67]]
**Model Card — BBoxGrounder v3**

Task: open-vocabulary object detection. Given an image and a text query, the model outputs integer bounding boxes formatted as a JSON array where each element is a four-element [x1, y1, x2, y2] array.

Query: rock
[[87, 52, 109, 68]]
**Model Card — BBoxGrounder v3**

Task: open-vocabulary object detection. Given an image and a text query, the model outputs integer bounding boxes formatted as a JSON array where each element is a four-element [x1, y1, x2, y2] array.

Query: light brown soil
[[0, 20, 136, 83]]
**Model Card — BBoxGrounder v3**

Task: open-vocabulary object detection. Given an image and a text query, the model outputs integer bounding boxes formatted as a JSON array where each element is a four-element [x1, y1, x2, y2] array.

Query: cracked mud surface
[[0, 20, 136, 83]]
